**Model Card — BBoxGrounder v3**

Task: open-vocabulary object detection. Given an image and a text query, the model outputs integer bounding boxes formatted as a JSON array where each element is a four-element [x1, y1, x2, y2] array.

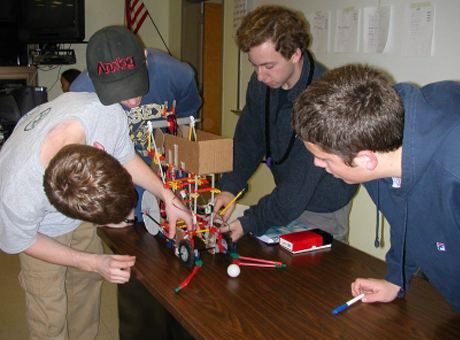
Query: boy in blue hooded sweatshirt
[[292, 64, 460, 313]]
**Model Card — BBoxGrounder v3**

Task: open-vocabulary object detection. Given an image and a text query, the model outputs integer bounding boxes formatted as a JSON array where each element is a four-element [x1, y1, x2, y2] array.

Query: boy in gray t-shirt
[[0, 91, 192, 339]]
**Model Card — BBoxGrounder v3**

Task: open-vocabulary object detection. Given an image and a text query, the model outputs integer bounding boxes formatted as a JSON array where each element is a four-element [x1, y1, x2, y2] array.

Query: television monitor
[[0, 0, 29, 66], [17, 0, 85, 44]]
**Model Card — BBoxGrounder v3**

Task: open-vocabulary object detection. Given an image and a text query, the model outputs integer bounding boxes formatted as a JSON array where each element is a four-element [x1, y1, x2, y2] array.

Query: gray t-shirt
[[0, 92, 135, 254]]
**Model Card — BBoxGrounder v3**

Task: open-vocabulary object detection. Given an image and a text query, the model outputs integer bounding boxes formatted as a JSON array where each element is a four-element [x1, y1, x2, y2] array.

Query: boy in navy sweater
[[293, 64, 460, 313]]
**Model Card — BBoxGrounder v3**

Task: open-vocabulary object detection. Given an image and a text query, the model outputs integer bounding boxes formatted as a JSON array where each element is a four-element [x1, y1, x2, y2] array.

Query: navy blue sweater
[[219, 54, 358, 236], [364, 81, 460, 313]]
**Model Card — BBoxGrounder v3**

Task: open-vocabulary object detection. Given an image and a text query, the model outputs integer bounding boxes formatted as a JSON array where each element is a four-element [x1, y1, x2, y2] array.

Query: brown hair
[[292, 64, 404, 165], [44, 144, 136, 224], [237, 5, 310, 59]]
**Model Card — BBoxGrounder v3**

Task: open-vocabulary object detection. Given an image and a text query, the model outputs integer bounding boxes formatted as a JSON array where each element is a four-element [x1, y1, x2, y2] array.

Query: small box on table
[[156, 128, 233, 175], [279, 229, 333, 254]]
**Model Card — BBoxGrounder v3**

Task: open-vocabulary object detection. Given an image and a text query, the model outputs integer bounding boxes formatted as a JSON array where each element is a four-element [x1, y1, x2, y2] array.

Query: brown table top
[[98, 223, 460, 339]]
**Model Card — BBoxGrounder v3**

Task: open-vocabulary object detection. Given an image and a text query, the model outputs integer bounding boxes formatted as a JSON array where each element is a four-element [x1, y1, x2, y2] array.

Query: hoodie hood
[[395, 81, 460, 195]]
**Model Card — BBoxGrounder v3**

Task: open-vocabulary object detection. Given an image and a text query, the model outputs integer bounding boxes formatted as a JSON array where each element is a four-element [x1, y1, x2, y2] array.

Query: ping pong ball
[[227, 264, 241, 278]]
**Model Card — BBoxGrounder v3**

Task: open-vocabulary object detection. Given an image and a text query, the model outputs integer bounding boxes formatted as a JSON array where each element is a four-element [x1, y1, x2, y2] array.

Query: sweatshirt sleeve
[[365, 181, 418, 291], [384, 226, 419, 291], [237, 149, 330, 236]]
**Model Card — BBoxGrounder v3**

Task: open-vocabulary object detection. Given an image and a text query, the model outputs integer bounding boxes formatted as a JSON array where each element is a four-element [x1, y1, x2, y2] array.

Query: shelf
[[0, 66, 38, 87]]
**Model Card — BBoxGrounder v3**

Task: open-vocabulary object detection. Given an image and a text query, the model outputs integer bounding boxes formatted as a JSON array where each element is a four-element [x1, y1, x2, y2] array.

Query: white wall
[[222, 0, 460, 260], [36, 0, 179, 101], [244, 0, 460, 85]]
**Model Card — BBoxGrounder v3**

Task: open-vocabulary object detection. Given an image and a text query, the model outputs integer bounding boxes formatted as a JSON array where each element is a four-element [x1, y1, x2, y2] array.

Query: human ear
[[356, 150, 378, 171], [291, 48, 302, 63], [93, 142, 105, 151]]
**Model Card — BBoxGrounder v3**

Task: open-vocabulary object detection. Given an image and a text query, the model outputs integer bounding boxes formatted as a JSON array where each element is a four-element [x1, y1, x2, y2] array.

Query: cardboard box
[[279, 229, 333, 254], [157, 128, 233, 175]]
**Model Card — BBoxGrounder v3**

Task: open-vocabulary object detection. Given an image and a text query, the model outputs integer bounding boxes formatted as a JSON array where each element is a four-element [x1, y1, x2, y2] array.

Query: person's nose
[[256, 67, 266, 82]]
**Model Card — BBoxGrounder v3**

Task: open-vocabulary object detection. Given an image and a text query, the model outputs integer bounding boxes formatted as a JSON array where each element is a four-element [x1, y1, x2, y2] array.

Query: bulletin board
[[238, 0, 460, 109]]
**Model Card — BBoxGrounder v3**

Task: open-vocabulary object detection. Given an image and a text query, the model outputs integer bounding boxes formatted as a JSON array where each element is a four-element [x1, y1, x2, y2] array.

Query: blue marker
[[332, 293, 365, 315]]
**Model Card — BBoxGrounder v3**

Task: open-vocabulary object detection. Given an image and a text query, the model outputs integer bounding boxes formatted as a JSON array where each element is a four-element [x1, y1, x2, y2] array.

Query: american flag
[[126, 0, 149, 35]]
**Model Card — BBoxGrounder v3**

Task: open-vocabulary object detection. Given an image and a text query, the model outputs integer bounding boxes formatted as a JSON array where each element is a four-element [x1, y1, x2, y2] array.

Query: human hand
[[218, 219, 244, 242], [214, 191, 236, 222], [93, 254, 136, 284], [163, 192, 193, 239], [351, 278, 401, 303]]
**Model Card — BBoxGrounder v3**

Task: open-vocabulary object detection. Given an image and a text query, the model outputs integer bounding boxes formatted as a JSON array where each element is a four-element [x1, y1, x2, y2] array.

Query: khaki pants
[[18, 221, 103, 340], [295, 201, 352, 243]]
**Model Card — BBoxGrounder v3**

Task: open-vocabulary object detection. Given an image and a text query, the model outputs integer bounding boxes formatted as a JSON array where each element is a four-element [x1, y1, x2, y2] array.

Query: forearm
[[123, 154, 174, 202], [124, 155, 192, 233], [23, 233, 97, 272], [240, 178, 314, 236], [24, 233, 136, 283]]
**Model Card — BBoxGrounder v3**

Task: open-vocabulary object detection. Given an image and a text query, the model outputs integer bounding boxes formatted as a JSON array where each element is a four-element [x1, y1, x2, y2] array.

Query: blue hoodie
[[364, 81, 460, 313]]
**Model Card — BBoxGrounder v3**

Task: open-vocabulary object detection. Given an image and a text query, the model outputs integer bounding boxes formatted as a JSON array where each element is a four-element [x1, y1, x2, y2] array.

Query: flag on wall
[[126, 0, 149, 35]]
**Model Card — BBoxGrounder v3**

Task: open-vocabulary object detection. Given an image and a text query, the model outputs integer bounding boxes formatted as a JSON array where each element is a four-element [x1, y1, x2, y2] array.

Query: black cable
[[125, 1, 172, 56], [145, 8, 172, 56], [144, 212, 160, 226], [263, 50, 315, 167]]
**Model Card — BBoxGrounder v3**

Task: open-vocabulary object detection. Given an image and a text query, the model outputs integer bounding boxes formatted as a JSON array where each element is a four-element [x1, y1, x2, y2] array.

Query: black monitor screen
[[21, 0, 75, 29], [18, 0, 85, 43]]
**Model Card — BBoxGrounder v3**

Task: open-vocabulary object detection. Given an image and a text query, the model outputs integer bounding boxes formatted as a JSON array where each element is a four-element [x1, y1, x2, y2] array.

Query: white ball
[[227, 264, 241, 278]]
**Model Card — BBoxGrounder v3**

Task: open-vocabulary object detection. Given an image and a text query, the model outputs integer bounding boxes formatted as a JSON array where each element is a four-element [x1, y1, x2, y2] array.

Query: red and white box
[[279, 229, 333, 254]]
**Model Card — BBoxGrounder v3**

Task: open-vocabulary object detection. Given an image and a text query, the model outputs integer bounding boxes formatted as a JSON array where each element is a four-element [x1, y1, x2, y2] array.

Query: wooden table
[[98, 223, 460, 339]]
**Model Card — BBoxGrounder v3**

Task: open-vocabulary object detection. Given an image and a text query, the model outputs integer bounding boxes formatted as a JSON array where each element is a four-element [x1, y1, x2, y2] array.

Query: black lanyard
[[264, 50, 315, 168]]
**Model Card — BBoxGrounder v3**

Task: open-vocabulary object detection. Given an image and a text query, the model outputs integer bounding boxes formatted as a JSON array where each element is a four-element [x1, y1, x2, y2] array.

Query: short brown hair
[[237, 5, 310, 60], [292, 64, 404, 165], [44, 144, 136, 224]]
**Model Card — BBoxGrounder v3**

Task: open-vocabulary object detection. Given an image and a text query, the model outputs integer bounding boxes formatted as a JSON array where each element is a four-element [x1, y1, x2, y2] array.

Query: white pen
[[332, 293, 365, 315]]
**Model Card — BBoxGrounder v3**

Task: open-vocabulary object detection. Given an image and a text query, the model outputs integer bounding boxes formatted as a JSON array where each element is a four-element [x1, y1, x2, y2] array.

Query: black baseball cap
[[86, 26, 149, 105]]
